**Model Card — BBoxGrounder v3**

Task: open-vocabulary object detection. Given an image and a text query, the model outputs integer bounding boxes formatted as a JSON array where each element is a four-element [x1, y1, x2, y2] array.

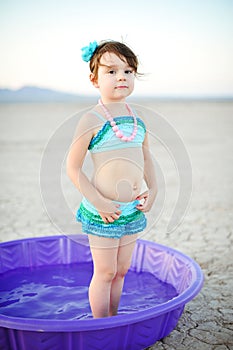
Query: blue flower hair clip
[[81, 41, 98, 62]]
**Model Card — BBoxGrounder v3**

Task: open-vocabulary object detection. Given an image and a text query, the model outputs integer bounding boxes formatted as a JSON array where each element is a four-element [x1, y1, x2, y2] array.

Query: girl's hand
[[136, 189, 157, 212], [96, 200, 122, 224]]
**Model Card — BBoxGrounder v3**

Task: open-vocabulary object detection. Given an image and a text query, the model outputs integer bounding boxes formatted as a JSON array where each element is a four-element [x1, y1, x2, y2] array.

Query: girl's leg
[[109, 234, 138, 316], [88, 235, 120, 318]]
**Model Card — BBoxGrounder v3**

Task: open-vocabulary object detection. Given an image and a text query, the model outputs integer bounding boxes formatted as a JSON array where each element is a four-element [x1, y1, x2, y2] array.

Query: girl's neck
[[98, 99, 130, 117], [100, 97, 126, 105]]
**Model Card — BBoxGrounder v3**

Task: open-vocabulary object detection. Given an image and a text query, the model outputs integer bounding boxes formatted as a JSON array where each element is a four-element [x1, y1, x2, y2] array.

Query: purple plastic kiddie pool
[[0, 234, 203, 350]]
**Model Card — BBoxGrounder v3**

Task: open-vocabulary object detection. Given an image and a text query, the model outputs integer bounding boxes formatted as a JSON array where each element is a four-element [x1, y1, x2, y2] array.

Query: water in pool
[[0, 263, 177, 320]]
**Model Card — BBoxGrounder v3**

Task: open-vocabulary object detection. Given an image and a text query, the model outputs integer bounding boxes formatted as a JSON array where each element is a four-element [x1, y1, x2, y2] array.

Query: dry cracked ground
[[0, 101, 232, 349]]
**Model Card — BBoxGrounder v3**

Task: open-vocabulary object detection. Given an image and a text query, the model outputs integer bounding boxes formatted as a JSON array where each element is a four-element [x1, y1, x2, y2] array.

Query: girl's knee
[[104, 270, 117, 282], [94, 267, 117, 283], [116, 264, 130, 278]]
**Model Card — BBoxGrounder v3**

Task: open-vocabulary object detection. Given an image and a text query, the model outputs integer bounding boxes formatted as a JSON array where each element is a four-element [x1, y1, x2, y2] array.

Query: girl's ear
[[90, 73, 99, 88]]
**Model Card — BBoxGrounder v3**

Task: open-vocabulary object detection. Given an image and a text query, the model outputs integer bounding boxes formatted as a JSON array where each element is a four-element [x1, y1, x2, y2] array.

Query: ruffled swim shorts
[[76, 197, 147, 239]]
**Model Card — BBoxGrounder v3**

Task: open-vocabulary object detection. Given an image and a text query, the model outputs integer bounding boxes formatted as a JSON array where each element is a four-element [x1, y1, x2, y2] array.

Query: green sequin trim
[[88, 117, 146, 151]]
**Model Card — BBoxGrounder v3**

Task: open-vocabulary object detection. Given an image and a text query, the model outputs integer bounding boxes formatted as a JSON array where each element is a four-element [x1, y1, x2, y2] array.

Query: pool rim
[[0, 235, 204, 332]]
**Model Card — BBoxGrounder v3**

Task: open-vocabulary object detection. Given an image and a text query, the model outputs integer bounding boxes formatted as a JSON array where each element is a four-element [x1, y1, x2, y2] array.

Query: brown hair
[[89, 40, 140, 79]]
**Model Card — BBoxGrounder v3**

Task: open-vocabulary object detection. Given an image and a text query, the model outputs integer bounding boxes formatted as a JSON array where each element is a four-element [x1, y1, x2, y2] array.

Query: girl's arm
[[66, 113, 121, 221], [66, 114, 100, 204], [136, 132, 157, 212]]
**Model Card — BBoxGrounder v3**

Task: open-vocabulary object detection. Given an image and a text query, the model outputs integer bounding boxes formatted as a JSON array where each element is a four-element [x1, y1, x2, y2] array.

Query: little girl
[[66, 40, 157, 318]]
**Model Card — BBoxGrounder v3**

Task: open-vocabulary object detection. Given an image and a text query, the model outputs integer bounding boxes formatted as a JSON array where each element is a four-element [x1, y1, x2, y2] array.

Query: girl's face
[[90, 52, 135, 103]]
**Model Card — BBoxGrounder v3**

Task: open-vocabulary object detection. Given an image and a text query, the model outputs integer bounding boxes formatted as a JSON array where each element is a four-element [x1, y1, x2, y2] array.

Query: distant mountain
[[1, 86, 232, 103], [0, 86, 92, 103]]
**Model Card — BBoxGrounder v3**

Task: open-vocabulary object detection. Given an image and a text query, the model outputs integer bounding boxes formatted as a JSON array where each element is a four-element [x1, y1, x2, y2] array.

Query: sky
[[0, 0, 233, 97]]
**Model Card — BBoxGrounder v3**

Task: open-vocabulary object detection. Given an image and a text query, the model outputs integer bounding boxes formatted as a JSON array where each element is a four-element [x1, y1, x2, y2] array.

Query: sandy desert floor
[[0, 100, 232, 349]]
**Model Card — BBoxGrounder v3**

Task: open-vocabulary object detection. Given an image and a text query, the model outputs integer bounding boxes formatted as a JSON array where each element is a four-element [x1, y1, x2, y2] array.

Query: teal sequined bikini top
[[88, 111, 146, 153]]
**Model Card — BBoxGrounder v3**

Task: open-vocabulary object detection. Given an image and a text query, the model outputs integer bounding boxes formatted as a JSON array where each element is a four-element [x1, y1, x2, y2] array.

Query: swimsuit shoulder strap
[[91, 111, 106, 122], [131, 108, 138, 116]]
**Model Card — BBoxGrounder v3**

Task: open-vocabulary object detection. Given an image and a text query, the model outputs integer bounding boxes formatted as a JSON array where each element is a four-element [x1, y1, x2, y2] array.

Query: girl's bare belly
[[91, 148, 144, 202]]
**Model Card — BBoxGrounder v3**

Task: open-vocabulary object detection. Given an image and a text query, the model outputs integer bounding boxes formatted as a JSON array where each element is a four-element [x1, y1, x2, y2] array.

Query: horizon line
[[0, 85, 232, 101]]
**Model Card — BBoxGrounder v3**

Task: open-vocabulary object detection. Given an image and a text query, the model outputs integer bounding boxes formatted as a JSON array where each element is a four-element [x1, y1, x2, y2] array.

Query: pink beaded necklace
[[98, 99, 138, 142]]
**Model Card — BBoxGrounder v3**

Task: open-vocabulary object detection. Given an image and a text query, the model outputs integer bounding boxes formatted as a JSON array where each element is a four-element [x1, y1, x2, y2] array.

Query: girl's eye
[[125, 70, 133, 74], [108, 70, 116, 74]]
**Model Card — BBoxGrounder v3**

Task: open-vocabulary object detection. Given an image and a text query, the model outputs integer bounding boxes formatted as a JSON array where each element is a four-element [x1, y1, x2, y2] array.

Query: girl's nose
[[117, 71, 126, 81]]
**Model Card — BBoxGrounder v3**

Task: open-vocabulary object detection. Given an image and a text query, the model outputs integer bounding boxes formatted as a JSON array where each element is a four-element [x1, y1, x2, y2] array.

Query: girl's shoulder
[[78, 106, 106, 126], [74, 106, 106, 139], [129, 104, 145, 120]]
